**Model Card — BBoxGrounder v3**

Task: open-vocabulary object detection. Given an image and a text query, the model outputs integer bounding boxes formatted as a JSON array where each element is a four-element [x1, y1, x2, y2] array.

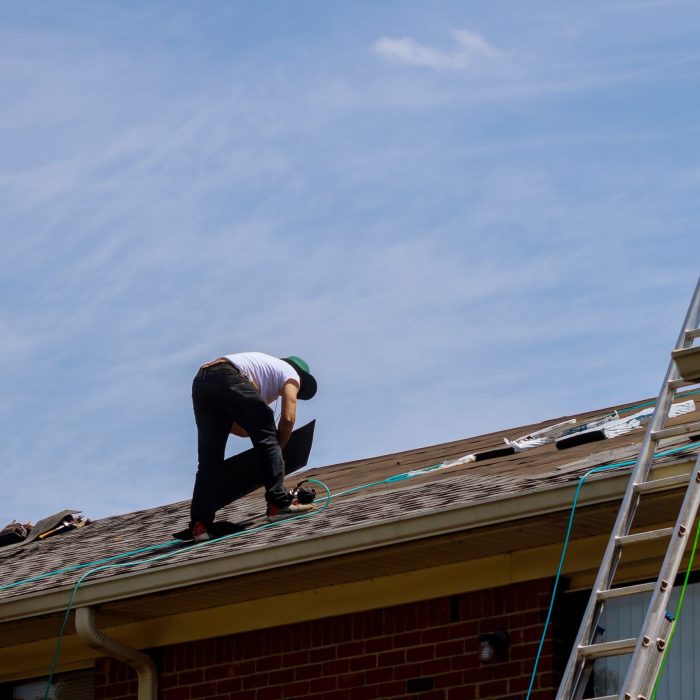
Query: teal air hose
[[0, 405, 695, 695], [42, 479, 331, 699], [5, 389, 700, 595], [524, 441, 700, 700]]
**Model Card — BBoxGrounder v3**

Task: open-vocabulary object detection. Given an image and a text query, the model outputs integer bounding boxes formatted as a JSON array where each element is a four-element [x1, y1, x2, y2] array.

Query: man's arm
[[277, 380, 298, 448]]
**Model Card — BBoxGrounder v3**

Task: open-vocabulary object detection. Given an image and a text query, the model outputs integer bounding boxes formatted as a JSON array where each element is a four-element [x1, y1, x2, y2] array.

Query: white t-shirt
[[224, 352, 300, 405]]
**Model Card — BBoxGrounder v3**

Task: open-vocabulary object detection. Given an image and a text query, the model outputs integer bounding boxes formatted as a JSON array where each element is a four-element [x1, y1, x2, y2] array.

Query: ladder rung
[[579, 637, 637, 659], [668, 378, 697, 389], [634, 472, 692, 494], [652, 420, 700, 441], [615, 527, 674, 546], [684, 328, 700, 340], [596, 582, 656, 601]]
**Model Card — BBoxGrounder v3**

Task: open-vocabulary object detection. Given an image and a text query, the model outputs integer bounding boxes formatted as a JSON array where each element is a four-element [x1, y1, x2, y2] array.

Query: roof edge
[[0, 458, 694, 624]]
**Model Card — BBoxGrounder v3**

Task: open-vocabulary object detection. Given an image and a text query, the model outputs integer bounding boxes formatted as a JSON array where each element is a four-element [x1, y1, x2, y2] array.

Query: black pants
[[190, 363, 289, 526]]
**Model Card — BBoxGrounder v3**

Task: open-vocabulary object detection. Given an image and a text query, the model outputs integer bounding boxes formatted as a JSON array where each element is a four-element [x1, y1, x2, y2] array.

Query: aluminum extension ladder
[[556, 275, 700, 700]]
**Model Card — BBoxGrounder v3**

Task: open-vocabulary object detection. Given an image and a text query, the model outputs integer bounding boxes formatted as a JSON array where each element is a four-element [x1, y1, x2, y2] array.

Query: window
[[9, 670, 93, 700], [594, 580, 700, 698]]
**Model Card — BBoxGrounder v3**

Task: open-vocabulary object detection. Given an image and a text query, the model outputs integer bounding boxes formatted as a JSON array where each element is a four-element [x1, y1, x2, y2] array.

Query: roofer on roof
[[189, 352, 318, 542]]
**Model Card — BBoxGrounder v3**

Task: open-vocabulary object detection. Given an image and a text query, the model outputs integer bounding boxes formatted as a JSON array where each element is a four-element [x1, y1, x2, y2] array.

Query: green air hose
[[650, 515, 700, 700], [524, 440, 700, 700], [0, 394, 694, 696], [5, 388, 700, 596]]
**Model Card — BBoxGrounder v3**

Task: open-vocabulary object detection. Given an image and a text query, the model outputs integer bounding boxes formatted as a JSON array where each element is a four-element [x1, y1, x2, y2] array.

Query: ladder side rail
[[556, 357, 684, 699], [679, 276, 700, 348], [620, 455, 700, 700], [555, 276, 700, 699]]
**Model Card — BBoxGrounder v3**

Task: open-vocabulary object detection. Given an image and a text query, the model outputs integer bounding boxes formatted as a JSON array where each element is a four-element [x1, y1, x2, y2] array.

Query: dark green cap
[[281, 356, 317, 400]]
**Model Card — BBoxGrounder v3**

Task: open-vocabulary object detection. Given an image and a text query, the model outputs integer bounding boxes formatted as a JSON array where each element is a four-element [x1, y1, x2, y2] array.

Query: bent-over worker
[[189, 352, 317, 542]]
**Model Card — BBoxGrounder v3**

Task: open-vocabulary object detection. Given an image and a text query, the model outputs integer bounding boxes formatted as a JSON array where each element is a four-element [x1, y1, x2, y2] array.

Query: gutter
[[75, 606, 157, 700], [0, 457, 694, 624]]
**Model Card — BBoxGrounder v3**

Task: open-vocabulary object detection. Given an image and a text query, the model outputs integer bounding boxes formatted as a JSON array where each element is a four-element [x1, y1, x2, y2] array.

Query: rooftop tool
[[556, 275, 700, 700]]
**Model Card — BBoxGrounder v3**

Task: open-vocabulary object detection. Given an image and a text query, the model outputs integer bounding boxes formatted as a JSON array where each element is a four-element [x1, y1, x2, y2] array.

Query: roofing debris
[[503, 400, 696, 455], [0, 521, 32, 547], [1, 394, 699, 604], [0, 510, 90, 549]]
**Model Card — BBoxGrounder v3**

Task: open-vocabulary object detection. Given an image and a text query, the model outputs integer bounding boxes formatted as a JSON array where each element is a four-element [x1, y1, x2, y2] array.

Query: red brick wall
[[95, 578, 563, 700]]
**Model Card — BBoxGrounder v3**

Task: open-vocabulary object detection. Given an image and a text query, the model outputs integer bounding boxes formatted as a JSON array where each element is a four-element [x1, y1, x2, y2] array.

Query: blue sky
[[1, 1, 699, 525]]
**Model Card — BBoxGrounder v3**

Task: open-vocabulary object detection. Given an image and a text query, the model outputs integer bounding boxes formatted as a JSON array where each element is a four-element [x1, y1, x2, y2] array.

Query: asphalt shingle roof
[[1, 395, 699, 605]]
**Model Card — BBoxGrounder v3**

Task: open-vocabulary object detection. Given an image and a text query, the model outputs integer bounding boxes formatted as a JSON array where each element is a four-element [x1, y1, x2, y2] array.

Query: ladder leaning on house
[[555, 276, 700, 700]]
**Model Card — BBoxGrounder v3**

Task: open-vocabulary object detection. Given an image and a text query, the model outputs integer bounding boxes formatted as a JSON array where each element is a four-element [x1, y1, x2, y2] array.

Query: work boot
[[190, 521, 211, 542], [266, 499, 314, 522]]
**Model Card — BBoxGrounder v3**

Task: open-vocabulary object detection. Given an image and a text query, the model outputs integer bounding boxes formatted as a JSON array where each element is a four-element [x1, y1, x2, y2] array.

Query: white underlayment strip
[[505, 419, 578, 450], [507, 401, 696, 452], [602, 399, 696, 438]]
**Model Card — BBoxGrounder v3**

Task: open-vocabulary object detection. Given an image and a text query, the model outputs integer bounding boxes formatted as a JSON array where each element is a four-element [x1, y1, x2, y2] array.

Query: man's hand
[[230, 422, 249, 437], [277, 380, 298, 448]]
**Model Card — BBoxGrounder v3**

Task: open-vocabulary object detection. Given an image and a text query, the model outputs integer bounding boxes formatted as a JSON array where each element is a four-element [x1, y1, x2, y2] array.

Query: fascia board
[[0, 458, 692, 625]]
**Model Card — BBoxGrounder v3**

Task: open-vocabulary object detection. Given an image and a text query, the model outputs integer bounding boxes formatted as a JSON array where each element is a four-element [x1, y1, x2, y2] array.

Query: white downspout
[[75, 606, 157, 700]]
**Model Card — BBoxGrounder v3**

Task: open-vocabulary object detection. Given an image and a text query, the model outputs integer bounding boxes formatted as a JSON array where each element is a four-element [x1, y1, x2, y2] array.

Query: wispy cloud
[[1, 2, 699, 526], [373, 29, 503, 71]]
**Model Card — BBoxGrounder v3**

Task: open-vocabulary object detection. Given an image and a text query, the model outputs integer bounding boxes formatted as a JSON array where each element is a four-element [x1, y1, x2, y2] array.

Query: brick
[[309, 675, 337, 693], [394, 664, 421, 680], [163, 689, 191, 700], [309, 645, 337, 663], [268, 668, 295, 685], [337, 671, 366, 689], [365, 666, 393, 684], [407, 645, 435, 662], [215, 637, 235, 665], [421, 627, 451, 644], [189, 681, 218, 699], [436, 640, 465, 657], [421, 658, 452, 676], [377, 649, 405, 666], [509, 675, 531, 693], [434, 670, 463, 689], [178, 669, 204, 685], [160, 673, 179, 690], [215, 677, 243, 693], [323, 659, 350, 675], [295, 663, 322, 681], [242, 672, 270, 689], [257, 655, 283, 671], [104, 681, 130, 698], [337, 641, 364, 657], [451, 652, 478, 672], [375, 681, 405, 697], [511, 642, 543, 661], [317, 691, 350, 700], [349, 685, 379, 699], [232, 660, 257, 676], [447, 621, 480, 640], [349, 655, 377, 671], [230, 692, 256, 700], [448, 687, 477, 699], [282, 650, 309, 668], [363, 636, 393, 653], [256, 686, 284, 700], [479, 679, 509, 696], [204, 665, 231, 681], [393, 630, 422, 648], [283, 680, 310, 697]]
